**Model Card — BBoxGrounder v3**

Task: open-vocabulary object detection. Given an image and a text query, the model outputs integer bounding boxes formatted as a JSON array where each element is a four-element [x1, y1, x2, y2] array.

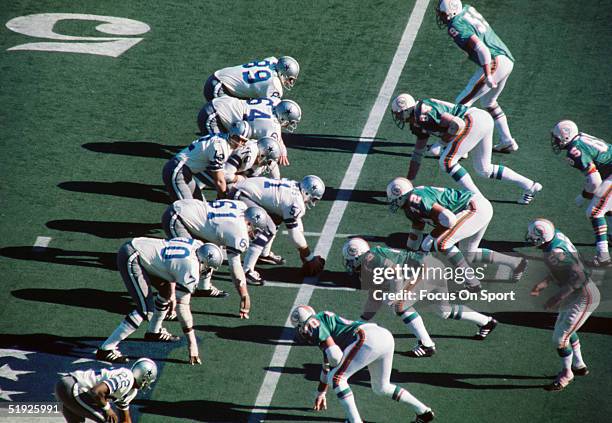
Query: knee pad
[[331, 373, 348, 391]]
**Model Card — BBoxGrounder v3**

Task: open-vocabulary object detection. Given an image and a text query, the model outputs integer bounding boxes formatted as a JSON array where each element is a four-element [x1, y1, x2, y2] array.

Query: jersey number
[[463, 7, 490, 34], [581, 134, 608, 153]]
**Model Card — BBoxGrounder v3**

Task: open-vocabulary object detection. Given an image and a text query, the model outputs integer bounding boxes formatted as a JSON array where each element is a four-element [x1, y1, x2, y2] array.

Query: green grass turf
[[1, 0, 611, 422]]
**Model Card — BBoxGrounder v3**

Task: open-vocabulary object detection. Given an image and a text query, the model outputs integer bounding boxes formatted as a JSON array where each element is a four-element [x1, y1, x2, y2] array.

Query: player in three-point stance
[[342, 237, 500, 358], [391, 94, 541, 204], [96, 238, 223, 364], [54, 358, 157, 423], [291, 305, 435, 423], [435, 0, 518, 153], [526, 218, 600, 391], [551, 120, 612, 267]]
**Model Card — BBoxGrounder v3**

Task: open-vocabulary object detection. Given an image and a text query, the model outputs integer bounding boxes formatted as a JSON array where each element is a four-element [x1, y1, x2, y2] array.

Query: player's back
[[215, 57, 283, 99], [571, 134, 612, 179], [131, 237, 201, 282], [177, 134, 230, 174], [71, 367, 133, 396], [313, 311, 365, 349], [212, 96, 247, 127], [245, 98, 282, 141], [236, 177, 300, 215]]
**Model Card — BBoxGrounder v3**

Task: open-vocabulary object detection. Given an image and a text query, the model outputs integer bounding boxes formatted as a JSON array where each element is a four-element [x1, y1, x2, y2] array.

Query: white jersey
[[173, 199, 250, 255], [235, 177, 306, 226], [225, 141, 267, 180], [70, 367, 137, 410], [215, 57, 283, 99], [211, 96, 247, 129], [176, 134, 230, 174], [131, 237, 202, 292]]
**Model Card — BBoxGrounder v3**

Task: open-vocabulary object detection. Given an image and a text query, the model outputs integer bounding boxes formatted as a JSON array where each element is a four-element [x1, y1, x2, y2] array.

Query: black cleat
[[258, 252, 286, 265], [246, 270, 266, 286], [414, 410, 435, 423], [406, 341, 436, 358], [95, 349, 129, 364], [586, 256, 612, 268], [572, 366, 589, 376], [474, 318, 498, 340], [511, 257, 528, 282], [194, 285, 229, 298], [144, 327, 180, 342]]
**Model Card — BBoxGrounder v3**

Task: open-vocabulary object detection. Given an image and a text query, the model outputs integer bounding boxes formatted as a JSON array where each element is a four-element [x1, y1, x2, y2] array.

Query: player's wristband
[[305, 253, 315, 262], [582, 190, 594, 199], [102, 403, 111, 411]]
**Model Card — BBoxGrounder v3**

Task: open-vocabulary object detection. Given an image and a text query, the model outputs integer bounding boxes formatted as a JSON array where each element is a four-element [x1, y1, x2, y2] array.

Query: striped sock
[[448, 164, 480, 194], [445, 246, 479, 286], [455, 305, 490, 326], [557, 346, 573, 371], [148, 294, 170, 333], [492, 165, 533, 189], [570, 333, 586, 368], [391, 385, 429, 415], [101, 310, 142, 350], [591, 217, 609, 256], [334, 386, 362, 422], [473, 248, 521, 269], [398, 309, 434, 347]]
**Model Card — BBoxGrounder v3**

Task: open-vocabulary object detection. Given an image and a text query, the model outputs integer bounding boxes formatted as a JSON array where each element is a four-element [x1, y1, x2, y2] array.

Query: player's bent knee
[[371, 382, 395, 397], [436, 306, 451, 320]]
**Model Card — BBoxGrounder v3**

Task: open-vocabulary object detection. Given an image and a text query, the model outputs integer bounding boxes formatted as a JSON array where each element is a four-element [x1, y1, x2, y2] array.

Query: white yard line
[[32, 236, 52, 251], [248, 1, 430, 421], [264, 281, 356, 292], [281, 230, 354, 238]]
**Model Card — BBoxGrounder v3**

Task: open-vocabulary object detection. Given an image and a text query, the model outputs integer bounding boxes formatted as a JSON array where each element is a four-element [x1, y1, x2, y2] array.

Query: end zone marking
[[248, 1, 431, 421]]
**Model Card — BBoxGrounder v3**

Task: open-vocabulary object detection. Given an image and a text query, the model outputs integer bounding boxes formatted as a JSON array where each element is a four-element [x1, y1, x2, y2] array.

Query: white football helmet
[[244, 206, 269, 237], [342, 237, 370, 274], [228, 120, 251, 146], [257, 137, 281, 166], [290, 304, 315, 328], [525, 218, 556, 247], [274, 100, 302, 132], [386, 177, 413, 213], [391, 93, 416, 129], [276, 56, 300, 89], [196, 243, 224, 270], [300, 175, 325, 208], [436, 0, 463, 27], [551, 120, 579, 154], [131, 358, 157, 391]]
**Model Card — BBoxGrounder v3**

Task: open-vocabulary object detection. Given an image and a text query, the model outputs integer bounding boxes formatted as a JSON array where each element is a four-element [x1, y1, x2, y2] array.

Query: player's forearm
[[469, 36, 492, 68], [213, 171, 227, 198], [121, 408, 132, 423], [228, 252, 247, 288], [290, 228, 309, 256]]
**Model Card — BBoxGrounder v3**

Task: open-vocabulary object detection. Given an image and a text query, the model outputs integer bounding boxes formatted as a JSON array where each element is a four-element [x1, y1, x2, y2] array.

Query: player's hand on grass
[[240, 294, 251, 319], [575, 195, 586, 207], [189, 355, 202, 365], [279, 155, 290, 166], [104, 408, 118, 423], [530, 279, 549, 296], [313, 393, 327, 411]]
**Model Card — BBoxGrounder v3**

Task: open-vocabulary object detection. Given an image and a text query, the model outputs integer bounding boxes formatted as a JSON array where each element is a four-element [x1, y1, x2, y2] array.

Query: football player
[[551, 120, 612, 266], [162, 199, 270, 302], [96, 238, 223, 364], [391, 94, 541, 203], [342, 238, 502, 358], [291, 306, 435, 423], [232, 175, 326, 285], [526, 219, 600, 391], [162, 121, 249, 201], [435, 0, 518, 153], [197, 96, 301, 166], [197, 137, 282, 190], [203, 56, 299, 101], [54, 358, 156, 423]]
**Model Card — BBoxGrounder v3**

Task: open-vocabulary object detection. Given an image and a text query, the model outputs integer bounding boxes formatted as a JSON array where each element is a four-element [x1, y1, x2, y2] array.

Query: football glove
[[301, 256, 326, 277]]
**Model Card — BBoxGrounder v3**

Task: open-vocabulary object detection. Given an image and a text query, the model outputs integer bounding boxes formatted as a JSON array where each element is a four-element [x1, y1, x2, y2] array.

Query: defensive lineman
[[96, 238, 223, 364], [391, 94, 541, 204], [203, 56, 299, 101], [162, 121, 249, 201], [526, 219, 600, 391], [162, 199, 269, 309], [291, 306, 435, 423], [551, 120, 612, 266], [436, 0, 518, 153], [342, 238, 500, 358], [54, 358, 157, 423], [232, 176, 326, 285]]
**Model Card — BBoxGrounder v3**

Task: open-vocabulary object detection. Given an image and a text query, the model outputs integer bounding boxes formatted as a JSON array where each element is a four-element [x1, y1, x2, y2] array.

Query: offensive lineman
[[232, 176, 326, 285], [162, 121, 249, 201], [54, 358, 157, 423], [391, 94, 541, 204], [96, 238, 223, 364], [291, 306, 435, 423], [162, 199, 269, 309], [197, 96, 301, 166], [203, 56, 299, 101], [436, 0, 518, 153], [526, 219, 600, 391], [551, 120, 612, 266], [342, 238, 502, 358]]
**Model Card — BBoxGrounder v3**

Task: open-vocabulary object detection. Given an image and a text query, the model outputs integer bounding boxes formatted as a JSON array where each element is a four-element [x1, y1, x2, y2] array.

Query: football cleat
[[511, 257, 528, 282], [493, 139, 519, 153], [586, 256, 612, 268], [246, 269, 266, 286], [544, 372, 574, 391], [96, 349, 129, 364], [474, 318, 498, 340], [195, 285, 229, 298], [571, 366, 590, 376], [144, 327, 180, 342], [518, 182, 542, 205], [413, 409, 435, 423], [258, 251, 286, 265], [406, 341, 436, 358]]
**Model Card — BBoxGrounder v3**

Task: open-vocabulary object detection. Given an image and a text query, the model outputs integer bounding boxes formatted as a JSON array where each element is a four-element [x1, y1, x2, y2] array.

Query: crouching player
[[54, 358, 157, 423], [291, 305, 434, 423], [342, 238, 498, 358], [526, 218, 601, 391]]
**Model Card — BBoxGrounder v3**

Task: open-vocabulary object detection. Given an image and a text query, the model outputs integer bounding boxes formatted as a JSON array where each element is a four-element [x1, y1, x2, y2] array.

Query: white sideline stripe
[[248, 2, 430, 421], [33, 236, 52, 250], [281, 230, 354, 238], [265, 281, 356, 292]]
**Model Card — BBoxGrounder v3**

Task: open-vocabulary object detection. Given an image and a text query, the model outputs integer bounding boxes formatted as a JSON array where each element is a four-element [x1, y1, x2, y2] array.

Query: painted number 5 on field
[[5, 13, 150, 57]]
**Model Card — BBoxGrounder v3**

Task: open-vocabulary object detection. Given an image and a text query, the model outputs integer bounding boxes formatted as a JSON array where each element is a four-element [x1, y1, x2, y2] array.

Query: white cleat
[[493, 139, 519, 153], [518, 182, 542, 205]]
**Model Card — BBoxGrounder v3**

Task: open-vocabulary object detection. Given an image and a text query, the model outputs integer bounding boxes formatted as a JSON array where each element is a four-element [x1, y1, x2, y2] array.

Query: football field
[[1, 0, 611, 422]]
